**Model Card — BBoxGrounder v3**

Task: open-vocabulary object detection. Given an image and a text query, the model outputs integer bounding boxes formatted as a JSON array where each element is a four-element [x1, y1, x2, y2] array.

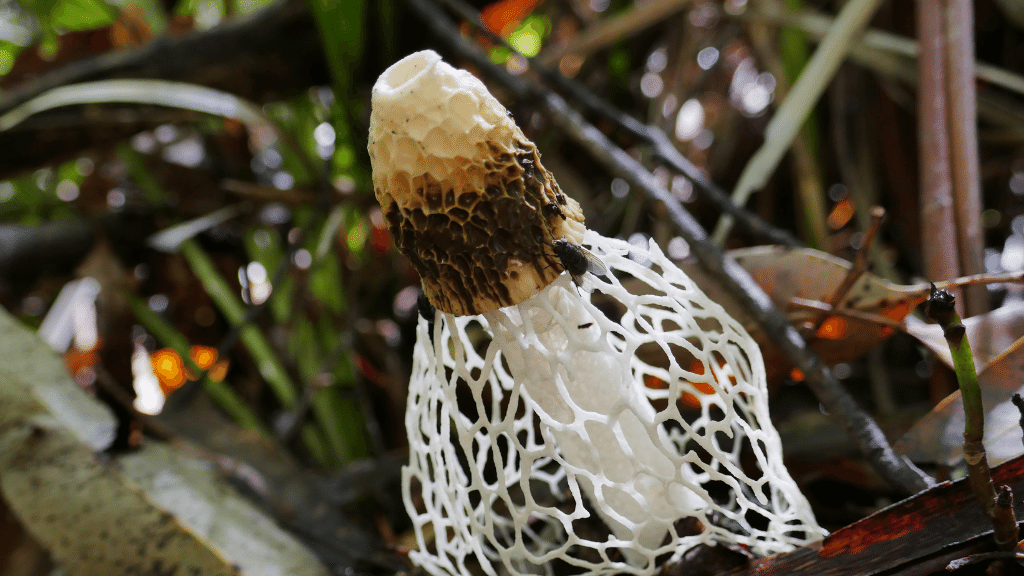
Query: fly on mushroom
[[550, 238, 608, 291], [417, 290, 437, 334], [543, 202, 566, 220]]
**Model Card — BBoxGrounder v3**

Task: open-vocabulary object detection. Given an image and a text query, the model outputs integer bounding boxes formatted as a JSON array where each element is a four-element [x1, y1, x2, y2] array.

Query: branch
[[943, 0, 986, 316], [718, 455, 1024, 576], [405, 0, 935, 495], [437, 0, 800, 248], [802, 206, 885, 337], [0, 0, 327, 177]]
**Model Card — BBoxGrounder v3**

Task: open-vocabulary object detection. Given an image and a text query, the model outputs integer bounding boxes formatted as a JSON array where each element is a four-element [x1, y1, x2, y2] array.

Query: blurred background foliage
[[3, 0, 1024, 573]]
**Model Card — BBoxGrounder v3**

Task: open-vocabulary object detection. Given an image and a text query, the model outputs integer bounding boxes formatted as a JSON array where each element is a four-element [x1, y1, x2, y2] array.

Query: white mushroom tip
[[369, 49, 509, 175], [372, 50, 443, 98]]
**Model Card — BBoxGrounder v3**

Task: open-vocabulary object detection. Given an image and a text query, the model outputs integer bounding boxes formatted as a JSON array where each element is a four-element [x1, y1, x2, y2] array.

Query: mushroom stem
[[401, 231, 825, 576], [486, 263, 704, 554]]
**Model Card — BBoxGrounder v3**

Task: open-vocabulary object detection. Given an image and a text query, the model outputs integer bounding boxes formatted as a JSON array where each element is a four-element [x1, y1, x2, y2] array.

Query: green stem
[[925, 285, 994, 518], [179, 238, 299, 408], [179, 238, 347, 465], [949, 327, 983, 441]]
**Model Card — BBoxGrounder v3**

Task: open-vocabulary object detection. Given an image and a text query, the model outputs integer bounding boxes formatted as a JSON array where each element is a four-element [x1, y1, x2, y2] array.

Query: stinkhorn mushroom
[[369, 50, 824, 576]]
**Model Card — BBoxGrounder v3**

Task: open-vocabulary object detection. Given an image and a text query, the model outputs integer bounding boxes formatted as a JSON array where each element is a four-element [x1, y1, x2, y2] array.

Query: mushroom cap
[[368, 50, 585, 315]]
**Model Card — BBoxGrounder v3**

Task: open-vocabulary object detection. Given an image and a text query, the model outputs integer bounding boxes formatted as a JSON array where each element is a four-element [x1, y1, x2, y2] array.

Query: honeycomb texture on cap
[[369, 50, 584, 315]]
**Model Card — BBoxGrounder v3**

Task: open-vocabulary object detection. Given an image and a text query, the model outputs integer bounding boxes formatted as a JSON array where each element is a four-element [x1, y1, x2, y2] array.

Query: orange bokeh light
[[687, 359, 732, 389], [481, 0, 542, 36], [151, 348, 186, 393], [190, 345, 218, 369], [675, 361, 724, 409], [151, 345, 230, 394], [643, 374, 669, 389], [188, 345, 229, 381], [680, 392, 702, 409], [816, 316, 848, 340], [64, 341, 101, 377], [207, 360, 229, 381], [828, 197, 855, 230]]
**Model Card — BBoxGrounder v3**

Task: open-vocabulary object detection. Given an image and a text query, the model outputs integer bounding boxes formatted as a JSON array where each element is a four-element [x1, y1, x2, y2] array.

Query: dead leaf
[[117, 443, 329, 576], [159, 394, 407, 573], [897, 330, 1024, 466], [904, 298, 1024, 372], [0, 306, 329, 575], [681, 246, 927, 381]]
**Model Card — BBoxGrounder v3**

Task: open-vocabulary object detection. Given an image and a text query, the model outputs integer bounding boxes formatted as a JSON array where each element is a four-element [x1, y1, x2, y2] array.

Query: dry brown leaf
[[682, 246, 927, 381], [696, 248, 1024, 466], [904, 298, 1024, 371], [117, 443, 329, 576], [897, 302, 1024, 466]]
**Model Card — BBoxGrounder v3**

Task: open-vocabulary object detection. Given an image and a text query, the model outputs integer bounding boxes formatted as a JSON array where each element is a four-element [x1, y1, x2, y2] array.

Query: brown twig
[[916, 0, 961, 313], [992, 485, 1020, 551], [802, 206, 886, 337], [435, 0, 801, 249], [788, 296, 908, 331], [407, 0, 934, 495], [942, 0, 986, 317], [935, 269, 1024, 291], [915, 0, 986, 319], [535, 0, 692, 66]]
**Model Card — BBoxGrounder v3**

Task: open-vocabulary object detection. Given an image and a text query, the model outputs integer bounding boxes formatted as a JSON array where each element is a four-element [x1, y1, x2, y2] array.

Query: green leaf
[[232, 0, 274, 14], [0, 42, 24, 77], [289, 316, 322, 384], [305, 0, 364, 98], [179, 239, 300, 408], [50, 0, 116, 30], [309, 245, 344, 314]]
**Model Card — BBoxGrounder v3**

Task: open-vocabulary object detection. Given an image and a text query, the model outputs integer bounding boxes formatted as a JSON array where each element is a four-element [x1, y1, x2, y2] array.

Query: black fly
[[550, 238, 608, 289], [417, 291, 437, 334], [543, 202, 565, 220]]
